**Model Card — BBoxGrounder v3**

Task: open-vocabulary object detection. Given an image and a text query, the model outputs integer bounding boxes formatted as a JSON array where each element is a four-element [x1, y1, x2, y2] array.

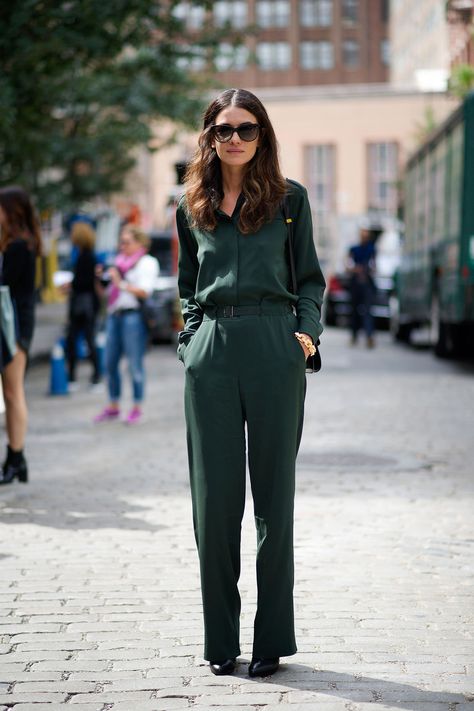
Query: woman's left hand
[[296, 332, 313, 359]]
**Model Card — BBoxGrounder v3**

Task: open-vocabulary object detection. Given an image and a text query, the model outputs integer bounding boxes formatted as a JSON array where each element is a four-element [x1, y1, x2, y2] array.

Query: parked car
[[146, 230, 179, 343]]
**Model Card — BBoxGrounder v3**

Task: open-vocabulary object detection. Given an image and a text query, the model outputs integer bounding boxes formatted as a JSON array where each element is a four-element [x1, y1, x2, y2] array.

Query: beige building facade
[[390, 0, 450, 90], [138, 85, 455, 271]]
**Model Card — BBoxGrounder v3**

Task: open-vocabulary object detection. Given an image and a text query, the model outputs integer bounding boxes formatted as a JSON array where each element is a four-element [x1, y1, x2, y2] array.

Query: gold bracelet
[[295, 332, 317, 357]]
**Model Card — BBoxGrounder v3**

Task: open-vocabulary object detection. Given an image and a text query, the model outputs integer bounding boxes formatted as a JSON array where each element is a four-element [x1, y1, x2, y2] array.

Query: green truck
[[391, 92, 474, 357]]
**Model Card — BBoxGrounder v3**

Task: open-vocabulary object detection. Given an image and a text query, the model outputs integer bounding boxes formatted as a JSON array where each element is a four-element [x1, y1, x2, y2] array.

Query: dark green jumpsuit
[[177, 179, 325, 662]]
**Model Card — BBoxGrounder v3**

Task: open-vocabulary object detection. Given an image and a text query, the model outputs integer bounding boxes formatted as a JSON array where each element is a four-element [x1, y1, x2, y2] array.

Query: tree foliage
[[448, 62, 474, 99], [0, 0, 232, 208]]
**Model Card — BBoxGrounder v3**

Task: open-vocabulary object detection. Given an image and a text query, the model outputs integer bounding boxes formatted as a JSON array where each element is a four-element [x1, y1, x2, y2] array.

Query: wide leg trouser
[[183, 309, 307, 662]]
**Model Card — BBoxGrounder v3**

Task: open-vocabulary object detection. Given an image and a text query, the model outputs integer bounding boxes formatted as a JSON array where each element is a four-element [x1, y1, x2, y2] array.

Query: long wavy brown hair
[[184, 89, 287, 234], [0, 186, 42, 255]]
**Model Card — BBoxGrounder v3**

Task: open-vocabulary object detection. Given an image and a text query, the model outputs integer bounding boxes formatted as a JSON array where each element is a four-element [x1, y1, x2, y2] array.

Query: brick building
[[206, 0, 389, 87]]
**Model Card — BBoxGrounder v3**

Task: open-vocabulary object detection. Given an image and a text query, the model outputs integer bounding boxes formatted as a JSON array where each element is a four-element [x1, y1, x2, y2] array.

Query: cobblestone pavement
[[0, 328, 473, 710]]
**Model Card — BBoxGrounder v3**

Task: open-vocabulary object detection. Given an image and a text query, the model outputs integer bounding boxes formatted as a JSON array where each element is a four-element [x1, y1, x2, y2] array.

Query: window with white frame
[[256, 42, 291, 70], [342, 39, 360, 66], [299, 0, 332, 27], [342, 0, 358, 23], [256, 1, 291, 28], [305, 145, 336, 249], [213, 1, 248, 28], [215, 43, 249, 71], [367, 142, 399, 215], [300, 41, 334, 69], [172, 2, 206, 30]]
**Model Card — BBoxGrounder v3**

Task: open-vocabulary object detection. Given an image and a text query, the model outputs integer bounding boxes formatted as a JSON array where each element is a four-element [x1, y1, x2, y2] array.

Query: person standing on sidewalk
[[177, 89, 325, 678], [0, 186, 42, 485], [64, 221, 101, 390], [347, 227, 377, 348], [93, 225, 158, 425]]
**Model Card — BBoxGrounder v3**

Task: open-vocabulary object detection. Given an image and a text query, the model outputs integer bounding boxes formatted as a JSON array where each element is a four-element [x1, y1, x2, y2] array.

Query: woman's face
[[211, 106, 260, 169], [119, 228, 140, 256]]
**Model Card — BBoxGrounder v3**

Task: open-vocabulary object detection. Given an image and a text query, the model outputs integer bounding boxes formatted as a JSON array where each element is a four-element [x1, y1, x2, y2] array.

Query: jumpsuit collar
[[216, 192, 244, 221]]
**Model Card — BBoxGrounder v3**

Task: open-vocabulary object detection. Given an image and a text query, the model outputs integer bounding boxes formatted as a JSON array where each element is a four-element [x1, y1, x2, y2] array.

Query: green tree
[[448, 63, 474, 99], [0, 0, 234, 209]]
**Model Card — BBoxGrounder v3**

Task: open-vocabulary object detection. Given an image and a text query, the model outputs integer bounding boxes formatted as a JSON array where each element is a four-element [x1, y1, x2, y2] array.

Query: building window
[[256, 42, 291, 70], [215, 43, 249, 71], [342, 0, 358, 23], [380, 39, 390, 66], [367, 142, 399, 215], [256, 1, 290, 28], [176, 46, 207, 72], [299, 0, 332, 27], [213, 1, 247, 28], [300, 41, 334, 69], [305, 145, 336, 250], [172, 2, 206, 30], [343, 39, 360, 66]]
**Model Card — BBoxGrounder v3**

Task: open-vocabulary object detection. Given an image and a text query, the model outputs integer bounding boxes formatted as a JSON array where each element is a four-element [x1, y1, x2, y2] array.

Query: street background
[[0, 329, 473, 709]]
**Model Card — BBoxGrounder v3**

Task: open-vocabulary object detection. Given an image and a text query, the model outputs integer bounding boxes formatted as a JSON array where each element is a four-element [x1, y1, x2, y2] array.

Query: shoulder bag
[[281, 195, 322, 373]]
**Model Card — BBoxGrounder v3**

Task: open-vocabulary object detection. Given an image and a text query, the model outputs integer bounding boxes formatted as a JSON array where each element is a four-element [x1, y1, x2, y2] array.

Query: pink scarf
[[108, 248, 146, 307]]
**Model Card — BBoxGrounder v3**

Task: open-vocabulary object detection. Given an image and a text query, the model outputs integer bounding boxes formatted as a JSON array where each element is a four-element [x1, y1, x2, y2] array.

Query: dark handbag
[[281, 196, 322, 374]]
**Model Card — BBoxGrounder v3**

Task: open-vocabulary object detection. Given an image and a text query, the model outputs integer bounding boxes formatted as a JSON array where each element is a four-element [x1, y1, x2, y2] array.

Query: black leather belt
[[203, 304, 293, 319]]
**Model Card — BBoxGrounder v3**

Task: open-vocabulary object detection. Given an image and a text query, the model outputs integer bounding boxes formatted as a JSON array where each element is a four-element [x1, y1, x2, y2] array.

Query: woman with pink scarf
[[94, 225, 159, 425]]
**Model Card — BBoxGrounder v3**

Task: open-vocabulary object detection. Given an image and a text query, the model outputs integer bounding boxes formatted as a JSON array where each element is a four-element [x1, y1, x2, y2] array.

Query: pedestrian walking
[[94, 225, 158, 425], [177, 89, 325, 677], [347, 227, 377, 348], [0, 186, 42, 485], [63, 221, 100, 390]]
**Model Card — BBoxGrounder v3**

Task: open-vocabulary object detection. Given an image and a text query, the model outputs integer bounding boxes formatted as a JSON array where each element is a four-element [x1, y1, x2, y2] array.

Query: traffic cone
[[95, 331, 106, 377], [49, 341, 69, 396]]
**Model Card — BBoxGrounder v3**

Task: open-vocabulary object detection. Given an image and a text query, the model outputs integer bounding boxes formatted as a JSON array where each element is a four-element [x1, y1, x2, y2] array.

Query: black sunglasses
[[211, 122, 260, 143]]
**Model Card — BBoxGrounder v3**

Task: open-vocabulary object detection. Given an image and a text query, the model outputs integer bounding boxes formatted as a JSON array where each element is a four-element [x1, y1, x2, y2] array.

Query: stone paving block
[[106, 677, 186, 691], [0, 651, 71, 663], [264, 705, 350, 711], [0, 692, 68, 703], [13, 680, 97, 693], [9, 706, 103, 711], [0, 671, 63, 682], [110, 700, 189, 710], [30, 660, 108, 672], [190, 692, 282, 705], [68, 690, 154, 702]]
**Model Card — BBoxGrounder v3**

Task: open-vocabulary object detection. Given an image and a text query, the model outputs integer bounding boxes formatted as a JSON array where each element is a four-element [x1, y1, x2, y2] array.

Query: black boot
[[0, 446, 28, 485]]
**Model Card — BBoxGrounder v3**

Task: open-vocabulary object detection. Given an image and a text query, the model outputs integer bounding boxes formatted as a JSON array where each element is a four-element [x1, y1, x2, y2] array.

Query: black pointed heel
[[248, 657, 279, 677], [209, 658, 236, 675]]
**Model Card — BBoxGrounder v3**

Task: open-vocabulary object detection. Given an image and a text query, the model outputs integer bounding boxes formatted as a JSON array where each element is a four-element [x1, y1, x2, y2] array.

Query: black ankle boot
[[0, 447, 28, 485]]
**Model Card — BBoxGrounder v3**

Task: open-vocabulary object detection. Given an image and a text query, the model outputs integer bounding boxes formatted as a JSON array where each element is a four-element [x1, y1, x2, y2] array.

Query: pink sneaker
[[125, 407, 142, 425], [93, 406, 120, 423]]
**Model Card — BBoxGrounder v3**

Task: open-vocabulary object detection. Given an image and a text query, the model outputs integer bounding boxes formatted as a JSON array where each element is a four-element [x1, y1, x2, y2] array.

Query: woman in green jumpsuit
[[177, 89, 325, 678]]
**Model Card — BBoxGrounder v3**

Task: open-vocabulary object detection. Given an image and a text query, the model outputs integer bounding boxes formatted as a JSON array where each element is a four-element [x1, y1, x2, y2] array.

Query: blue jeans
[[105, 311, 147, 404]]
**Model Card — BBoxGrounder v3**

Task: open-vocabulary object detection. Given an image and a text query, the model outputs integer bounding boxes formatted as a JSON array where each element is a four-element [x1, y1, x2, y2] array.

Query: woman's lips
[[227, 149, 244, 153]]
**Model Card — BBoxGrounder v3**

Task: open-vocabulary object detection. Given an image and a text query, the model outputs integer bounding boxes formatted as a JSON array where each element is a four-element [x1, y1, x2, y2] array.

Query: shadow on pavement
[[261, 664, 472, 708]]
